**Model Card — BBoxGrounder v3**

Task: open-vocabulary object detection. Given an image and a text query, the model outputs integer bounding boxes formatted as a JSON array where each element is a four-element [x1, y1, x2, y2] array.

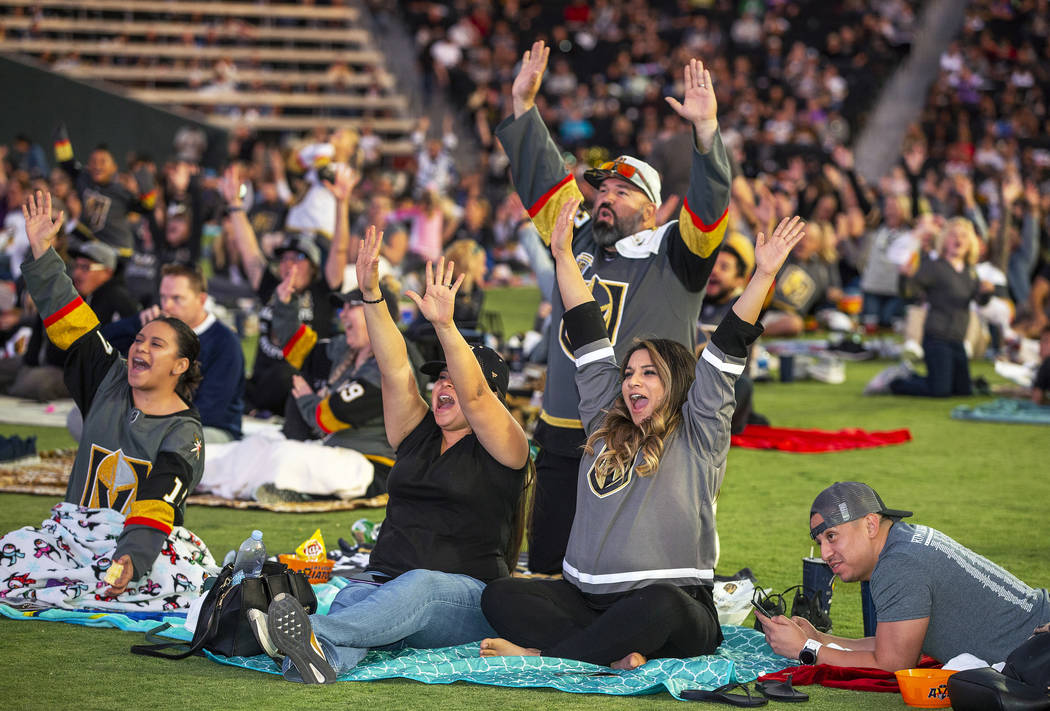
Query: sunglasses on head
[[280, 251, 308, 263], [597, 158, 655, 201]]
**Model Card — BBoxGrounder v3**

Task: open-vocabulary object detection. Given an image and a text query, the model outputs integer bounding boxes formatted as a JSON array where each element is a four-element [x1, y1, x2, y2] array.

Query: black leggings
[[480, 578, 723, 666]]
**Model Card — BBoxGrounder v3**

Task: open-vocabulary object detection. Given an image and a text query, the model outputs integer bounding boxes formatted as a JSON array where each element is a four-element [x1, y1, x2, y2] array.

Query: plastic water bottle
[[231, 530, 266, 585]]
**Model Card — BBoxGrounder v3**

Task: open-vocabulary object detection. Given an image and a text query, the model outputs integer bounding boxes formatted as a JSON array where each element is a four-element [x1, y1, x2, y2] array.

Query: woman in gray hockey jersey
[[0, 191, 212, 611], [480, 200, 806, 669]]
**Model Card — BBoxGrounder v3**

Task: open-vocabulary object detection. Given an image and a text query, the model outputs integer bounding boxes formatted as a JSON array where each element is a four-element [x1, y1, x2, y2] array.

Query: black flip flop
[[680, 682, 769, 706], [756, 673, 810, 702]]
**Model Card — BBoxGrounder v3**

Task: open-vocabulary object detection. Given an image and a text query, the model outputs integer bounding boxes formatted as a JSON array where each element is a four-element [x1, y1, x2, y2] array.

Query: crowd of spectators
[[396, 0, 1050, 360], [2, 0, 1050, 431]]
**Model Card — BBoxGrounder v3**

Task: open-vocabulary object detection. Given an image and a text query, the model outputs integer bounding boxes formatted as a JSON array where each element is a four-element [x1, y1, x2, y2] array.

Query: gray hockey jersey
[[496, 107, 731, 455]]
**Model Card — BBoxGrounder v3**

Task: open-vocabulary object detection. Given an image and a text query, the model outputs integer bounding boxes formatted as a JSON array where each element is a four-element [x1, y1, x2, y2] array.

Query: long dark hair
[[151, 316, 202, 402], [583, 338, 696, 484], [504, 456, 535, 572]]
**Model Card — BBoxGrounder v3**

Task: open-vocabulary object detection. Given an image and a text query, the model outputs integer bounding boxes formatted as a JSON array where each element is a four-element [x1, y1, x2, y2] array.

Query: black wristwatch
[[798, 638, 823, 664]]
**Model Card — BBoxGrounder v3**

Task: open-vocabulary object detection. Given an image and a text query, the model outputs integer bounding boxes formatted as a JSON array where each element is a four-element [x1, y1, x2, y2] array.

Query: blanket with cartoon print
[[0, 502, 214, 612]]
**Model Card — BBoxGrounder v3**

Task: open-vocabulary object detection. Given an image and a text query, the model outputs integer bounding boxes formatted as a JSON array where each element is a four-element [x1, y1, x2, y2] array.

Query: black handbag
[[948, 632, 1050, 711], [947, 667, 1049, 711], [130, 560, 317, 659]]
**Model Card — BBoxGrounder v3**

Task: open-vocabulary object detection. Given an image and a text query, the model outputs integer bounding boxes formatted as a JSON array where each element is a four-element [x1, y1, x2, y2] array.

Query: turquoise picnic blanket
[[952, 398, 1050, 425], [0, 577, 347, 640], [0, 604, 194, 639], [206, 625, 795, 699], [2, 580, 795, 699]]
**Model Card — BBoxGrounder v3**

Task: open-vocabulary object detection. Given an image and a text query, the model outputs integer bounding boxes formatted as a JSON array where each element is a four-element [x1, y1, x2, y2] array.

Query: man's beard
[[592, 208, 646, 248], [706, 283, 734, 304]]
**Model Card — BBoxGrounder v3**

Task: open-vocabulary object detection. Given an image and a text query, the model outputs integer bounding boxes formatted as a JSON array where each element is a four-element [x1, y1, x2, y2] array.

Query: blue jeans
[[889, 336, 971, 397], [282, 568, 495, 679], [861, 292, 903, 328]]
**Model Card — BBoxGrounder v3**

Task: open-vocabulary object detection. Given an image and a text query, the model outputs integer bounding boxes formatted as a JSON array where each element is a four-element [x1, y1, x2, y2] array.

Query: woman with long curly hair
[[479, 199, 806, 669]]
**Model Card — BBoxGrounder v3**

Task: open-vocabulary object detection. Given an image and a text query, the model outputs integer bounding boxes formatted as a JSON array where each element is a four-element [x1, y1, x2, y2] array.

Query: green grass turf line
[[1, 359, 1045, 709]]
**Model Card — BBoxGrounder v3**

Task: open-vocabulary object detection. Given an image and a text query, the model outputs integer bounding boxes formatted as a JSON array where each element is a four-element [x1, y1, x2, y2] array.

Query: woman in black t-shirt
[[255, 225, 531, 684]]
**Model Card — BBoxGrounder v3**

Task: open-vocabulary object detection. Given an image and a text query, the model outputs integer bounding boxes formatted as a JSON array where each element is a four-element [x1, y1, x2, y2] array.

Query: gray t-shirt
[[871, 522, 1050, 663]]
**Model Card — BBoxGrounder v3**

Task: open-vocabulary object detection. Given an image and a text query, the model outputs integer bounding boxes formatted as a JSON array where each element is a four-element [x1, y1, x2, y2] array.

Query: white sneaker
[[903, 339, 924, 360], [864, 362, 913, 395], [247, 607, 284, 662]]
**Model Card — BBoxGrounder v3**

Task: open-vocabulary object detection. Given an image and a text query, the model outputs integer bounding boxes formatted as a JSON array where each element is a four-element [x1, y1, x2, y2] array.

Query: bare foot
[[610, 652, 647, 670], [480, 638, 541, 658]]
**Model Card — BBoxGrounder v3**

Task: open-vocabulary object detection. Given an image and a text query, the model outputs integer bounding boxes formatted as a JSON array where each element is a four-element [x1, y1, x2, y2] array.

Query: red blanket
[[731, 426, 912, 453], [758, 656, 941, 692]]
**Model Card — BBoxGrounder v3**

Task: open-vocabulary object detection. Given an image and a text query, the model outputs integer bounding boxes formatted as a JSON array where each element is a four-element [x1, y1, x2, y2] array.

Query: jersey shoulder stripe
[[44, 296, 101, 349]]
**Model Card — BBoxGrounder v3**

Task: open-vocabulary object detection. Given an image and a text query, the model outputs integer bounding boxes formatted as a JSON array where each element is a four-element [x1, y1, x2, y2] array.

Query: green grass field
[[1, 322, 1046, 709]]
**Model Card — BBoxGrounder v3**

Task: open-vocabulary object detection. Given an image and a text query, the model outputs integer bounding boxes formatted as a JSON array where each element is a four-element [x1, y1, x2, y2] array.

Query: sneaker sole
[[247, 608, 284, 662], [267, 594, 336, 684]]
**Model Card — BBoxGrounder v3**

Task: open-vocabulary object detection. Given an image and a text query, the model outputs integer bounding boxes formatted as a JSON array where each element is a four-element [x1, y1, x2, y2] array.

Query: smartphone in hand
[[751, 601, 777, 619]]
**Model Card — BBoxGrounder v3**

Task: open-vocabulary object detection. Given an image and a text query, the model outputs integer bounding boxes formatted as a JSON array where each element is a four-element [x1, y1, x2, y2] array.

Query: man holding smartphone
[[762, 482, 1050, 670]]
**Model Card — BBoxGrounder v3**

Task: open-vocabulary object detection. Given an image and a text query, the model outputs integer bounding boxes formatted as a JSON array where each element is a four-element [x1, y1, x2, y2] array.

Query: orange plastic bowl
[[895, 668, 957, 708]]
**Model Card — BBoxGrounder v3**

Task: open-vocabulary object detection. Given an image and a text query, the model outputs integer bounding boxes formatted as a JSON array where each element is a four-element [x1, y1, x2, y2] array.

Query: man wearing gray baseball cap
[[762, 482, 1050, 670]]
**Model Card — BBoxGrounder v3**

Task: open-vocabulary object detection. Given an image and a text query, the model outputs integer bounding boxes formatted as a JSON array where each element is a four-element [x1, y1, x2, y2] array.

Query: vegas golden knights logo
[[82, 189, 113, 233], [586, 446, 632, 498], [80, 446, 152, 514], [559, 276, 629, 359], [773, 264, 817, 313]]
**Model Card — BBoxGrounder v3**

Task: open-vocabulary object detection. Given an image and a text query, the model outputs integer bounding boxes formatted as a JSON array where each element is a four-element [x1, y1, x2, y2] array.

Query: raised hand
[[952, 172, 975, 207], [512, 40, 550, 117], [1024, 180, 1042, 210], [903, 143, 926, 175], [550, 198, 581, 261], [219, 164, 244, 208], [406, 257, 464, 328], [323, 163, 358, 203], [831, 145, 854, 170], [1001, 171, 1023, 206], [355, 224, 384, 297], [267, 147, 286, 179], [275, 272, 296, 304], [664, 58, 717, 129], [22, 190, 65, 259], [822, 163, 844, 190], [753, 181, 776, 231], [755, 216, 806, 277]]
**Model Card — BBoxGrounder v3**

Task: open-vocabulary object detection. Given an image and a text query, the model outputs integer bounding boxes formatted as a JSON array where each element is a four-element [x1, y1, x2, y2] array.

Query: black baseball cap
[[330, 286, 399, 322], [810, 482, 913, 539], [274, 233, 322, 267], [421, 345, 510, 401]]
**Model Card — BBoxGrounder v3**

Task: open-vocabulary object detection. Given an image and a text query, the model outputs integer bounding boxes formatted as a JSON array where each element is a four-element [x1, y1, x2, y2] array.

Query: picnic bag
[[130, 560, 317, 659], [948, 631, 1050, 711]]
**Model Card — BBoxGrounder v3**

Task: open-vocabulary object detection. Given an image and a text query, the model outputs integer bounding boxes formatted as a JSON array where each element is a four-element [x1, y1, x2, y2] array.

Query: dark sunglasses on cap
[[597, 157, 656, 201]]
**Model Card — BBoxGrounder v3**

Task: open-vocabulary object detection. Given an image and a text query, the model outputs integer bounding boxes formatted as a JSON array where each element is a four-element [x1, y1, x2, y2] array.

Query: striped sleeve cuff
[[710, 308, 764, 358], [282, 324, 317, 370], [125, 499, 175, 536], [574, 339, 615, 368]]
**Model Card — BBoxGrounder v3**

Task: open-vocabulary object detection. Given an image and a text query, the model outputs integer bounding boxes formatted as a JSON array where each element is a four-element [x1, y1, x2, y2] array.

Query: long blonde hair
[[443, 239, 485, 293], [583, 339, 696, 484], [937, 216, 980, 266]]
